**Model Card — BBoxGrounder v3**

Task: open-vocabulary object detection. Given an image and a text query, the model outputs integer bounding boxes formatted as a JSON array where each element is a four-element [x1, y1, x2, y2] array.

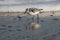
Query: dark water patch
[[8, 26, 12, 28], [17, 16, 22, 18], [52, 18, 59, 21], [16, 29, 22, 31], [50, 15, 53, 16], [17, 16, 22, 20], [1, 25, 6, 27], [0, 28, 7, 30]]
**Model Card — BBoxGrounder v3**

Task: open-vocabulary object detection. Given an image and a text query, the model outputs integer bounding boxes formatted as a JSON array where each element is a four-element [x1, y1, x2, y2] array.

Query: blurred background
[[0, 0, 60, 12]]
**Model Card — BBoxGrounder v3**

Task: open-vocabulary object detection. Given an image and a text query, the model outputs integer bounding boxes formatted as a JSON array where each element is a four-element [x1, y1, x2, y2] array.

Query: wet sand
[[0, 12, 60, 40]]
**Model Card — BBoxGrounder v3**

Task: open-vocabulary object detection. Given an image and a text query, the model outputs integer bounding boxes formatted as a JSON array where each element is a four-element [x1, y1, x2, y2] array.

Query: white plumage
[[29, 11, 40, 16]]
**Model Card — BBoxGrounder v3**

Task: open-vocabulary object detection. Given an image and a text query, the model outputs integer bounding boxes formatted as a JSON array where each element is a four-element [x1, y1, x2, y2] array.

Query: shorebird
[[24, 8, 43, 23]]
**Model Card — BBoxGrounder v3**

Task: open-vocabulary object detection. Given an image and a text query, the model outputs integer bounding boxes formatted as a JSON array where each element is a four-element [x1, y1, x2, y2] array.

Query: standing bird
[[24, 8, 43, 23]]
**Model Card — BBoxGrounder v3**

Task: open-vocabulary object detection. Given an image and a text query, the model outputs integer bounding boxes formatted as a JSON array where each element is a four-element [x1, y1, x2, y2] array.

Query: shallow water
[[0, 12, 60, 40]]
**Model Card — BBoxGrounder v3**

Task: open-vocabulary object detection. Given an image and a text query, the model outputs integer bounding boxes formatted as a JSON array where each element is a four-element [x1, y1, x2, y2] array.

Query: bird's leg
[[32, 15, 35, 22], [37, 14, 39, 23]]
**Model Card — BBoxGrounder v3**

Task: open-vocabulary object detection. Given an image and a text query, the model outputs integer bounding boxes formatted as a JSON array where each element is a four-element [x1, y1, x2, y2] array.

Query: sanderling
[[24, 8, 43, 23]]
